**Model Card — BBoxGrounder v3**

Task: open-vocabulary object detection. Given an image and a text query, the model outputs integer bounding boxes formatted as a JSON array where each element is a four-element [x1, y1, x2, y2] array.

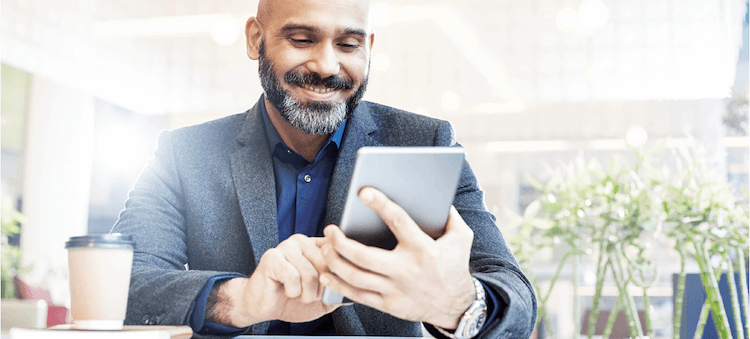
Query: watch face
[[465, 312, 487, 338]]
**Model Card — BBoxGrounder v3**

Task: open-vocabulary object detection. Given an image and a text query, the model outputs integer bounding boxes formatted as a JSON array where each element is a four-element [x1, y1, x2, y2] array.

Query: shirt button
[[287, 149, 292, 154], [304, 174, 312, 183]]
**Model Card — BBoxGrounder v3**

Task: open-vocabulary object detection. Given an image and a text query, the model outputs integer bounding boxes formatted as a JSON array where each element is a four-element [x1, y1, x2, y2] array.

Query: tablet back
[[339, 146, 465, 250]]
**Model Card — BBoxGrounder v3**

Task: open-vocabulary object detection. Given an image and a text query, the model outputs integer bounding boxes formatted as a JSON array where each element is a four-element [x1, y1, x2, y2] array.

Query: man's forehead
[[258, 0, 371, 31]]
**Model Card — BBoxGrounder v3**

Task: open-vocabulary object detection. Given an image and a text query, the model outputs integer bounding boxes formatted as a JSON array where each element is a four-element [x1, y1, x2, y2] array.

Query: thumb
[[440, 206, 474, 244]]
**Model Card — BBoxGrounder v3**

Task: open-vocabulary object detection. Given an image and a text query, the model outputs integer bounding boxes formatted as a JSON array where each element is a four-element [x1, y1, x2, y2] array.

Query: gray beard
[[258, 39, 368, 135], [258, 50, 346, 135], [277, 91, 348, 135]]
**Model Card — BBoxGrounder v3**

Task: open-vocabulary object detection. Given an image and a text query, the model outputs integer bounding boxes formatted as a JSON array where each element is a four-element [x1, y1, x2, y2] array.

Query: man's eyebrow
[[339, 27, 367, 38], [279, 24, 320, 34], [278, 23, 367, 38]]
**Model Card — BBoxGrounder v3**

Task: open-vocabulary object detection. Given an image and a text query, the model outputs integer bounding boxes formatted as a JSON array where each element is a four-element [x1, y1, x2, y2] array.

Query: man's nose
[[307, 43, 340, 78]]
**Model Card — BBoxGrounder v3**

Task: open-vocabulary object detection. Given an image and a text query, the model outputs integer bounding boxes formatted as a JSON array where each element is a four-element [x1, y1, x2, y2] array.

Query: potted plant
[[658, 142, 748, 339], [2, 201, 26, 299], [503, 139, 748, 339]]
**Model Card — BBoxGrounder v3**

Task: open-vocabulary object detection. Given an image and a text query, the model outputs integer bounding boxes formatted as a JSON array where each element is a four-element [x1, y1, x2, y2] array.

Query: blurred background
[[1, 0, 748, 337]]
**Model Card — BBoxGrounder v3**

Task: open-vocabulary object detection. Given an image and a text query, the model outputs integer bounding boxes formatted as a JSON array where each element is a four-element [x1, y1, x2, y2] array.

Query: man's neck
[[264, 98, 329, 162]]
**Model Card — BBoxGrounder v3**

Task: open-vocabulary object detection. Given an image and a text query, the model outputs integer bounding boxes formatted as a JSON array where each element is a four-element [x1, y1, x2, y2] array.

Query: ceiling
[[1, 0, 747, 117]]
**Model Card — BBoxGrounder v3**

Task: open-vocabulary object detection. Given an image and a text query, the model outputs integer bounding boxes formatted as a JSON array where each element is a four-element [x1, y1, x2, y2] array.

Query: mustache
[[284, 71, 354, 91]]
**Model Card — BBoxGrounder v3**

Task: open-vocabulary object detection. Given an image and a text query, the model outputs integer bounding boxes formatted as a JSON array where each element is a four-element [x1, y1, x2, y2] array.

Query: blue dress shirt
[[189, 99, 502, 336]]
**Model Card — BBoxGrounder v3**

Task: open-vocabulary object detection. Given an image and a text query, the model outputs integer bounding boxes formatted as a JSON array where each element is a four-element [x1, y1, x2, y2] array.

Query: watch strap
[[435, 277, 487, 339]]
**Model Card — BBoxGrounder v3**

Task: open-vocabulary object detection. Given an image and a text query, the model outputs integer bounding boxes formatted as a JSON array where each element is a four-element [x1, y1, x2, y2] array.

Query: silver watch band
[[435, 277, 487, 339]]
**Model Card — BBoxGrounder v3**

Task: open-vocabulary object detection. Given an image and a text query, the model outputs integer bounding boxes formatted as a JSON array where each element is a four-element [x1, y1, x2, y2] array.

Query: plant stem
[[529, 267, 557, 339], [694, 241, 733, 339], [541, 251, 574, 306], [611, 244, 644, 338], [725, 252, 744, 339], [694, 301, 711, 339], [589, 247, 609, 339], [573, 246, 581, 335], [641, 269, 653, 338], [530, 274, 555, 339], [737, 249, 748, 339], [674, 249, 687, 339], [537, 302, 556, 339], [603, 294, 624, 339]]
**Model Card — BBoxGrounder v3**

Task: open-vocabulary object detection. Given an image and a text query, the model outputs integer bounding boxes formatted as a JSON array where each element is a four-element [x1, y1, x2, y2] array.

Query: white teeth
[[302, 84, 333, 94]]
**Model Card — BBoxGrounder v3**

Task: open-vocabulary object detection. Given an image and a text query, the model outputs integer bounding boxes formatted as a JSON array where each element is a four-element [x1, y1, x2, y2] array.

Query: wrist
[[432, 274, 476, 329], [221, 277, 264, 328], [434, 277, 487, 339]]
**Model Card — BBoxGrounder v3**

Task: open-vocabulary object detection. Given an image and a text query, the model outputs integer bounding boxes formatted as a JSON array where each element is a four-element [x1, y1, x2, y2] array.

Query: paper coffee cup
[[65, 234, 134, 330]]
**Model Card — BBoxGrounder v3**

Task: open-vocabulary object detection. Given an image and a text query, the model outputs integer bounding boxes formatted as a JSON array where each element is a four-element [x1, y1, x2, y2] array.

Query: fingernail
[[359, 188, 374, 202], [320, 276, 329, 285]]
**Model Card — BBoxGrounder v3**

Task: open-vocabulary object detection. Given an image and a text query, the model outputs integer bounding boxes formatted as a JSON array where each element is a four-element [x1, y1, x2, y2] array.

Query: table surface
[[3, 336, 427, 339]]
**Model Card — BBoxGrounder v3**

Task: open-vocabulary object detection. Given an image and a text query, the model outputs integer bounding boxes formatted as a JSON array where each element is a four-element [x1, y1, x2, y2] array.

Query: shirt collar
[[260, 96, 347, 154]]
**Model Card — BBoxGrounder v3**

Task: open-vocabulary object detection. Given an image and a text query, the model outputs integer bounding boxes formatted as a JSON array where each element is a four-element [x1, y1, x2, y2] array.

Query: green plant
[[658, 143, 749, 339], [1, 201, 26, 299], [502, 139, 749, 339], [505, 146, 660, 339]]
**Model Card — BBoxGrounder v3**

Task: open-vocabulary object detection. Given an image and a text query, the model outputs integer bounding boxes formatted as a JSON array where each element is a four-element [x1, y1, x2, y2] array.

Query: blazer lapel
[[324, 103, 381, 231], [230, 101, 279, 268]]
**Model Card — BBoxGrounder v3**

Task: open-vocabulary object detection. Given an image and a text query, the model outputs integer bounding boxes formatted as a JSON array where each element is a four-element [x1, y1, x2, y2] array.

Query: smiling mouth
[[300, 84, 337, 94]]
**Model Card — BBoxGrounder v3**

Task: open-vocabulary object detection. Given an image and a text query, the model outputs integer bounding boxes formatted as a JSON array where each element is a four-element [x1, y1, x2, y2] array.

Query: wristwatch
[[435, 277, 488, 339]]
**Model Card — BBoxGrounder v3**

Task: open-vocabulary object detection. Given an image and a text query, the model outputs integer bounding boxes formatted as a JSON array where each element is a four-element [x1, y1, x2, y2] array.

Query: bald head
[[256, 0, 372, 31]]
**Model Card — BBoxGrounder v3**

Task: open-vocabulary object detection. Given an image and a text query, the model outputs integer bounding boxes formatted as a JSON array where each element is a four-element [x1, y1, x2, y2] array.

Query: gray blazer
[[112, 98, 537, 338]]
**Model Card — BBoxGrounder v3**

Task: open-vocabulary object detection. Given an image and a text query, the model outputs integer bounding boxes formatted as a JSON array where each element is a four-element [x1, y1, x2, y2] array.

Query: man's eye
[[339, 43, 359, 51], [290, 39, 313, 46]]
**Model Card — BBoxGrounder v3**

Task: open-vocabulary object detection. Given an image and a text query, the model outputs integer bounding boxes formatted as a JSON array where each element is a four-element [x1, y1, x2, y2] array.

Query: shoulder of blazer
[[359, 101, 442, 128], [166, 111, 252, 156], [356, 101, 446, 146]]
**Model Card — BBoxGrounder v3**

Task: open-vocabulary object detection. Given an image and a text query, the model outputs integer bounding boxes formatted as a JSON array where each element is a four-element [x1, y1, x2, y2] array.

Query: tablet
[[321, 146, 465, 305]]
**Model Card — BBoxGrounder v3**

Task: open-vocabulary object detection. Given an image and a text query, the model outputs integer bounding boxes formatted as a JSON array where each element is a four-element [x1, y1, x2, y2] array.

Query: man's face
[[254, 0, 373, 135]]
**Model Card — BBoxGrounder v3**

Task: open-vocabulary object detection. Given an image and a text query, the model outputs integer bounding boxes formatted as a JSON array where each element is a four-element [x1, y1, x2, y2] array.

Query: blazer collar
[[324, 101, 382, 227], [230, 98, 279, 269]]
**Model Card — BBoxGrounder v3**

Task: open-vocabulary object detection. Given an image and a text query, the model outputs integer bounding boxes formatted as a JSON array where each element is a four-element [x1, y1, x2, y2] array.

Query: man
[[112, 0, 537, 337]]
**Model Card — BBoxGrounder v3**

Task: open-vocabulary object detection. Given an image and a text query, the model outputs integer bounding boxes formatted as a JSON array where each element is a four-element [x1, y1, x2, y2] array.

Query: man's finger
[[314, 237, 329, 247], [358, 187, 433, 246], [319, 271, 384, 310], [283, 251, 321, 302], [436, 206, 474, 245], [278, 236, 324, 302], [320, 241, 391, 292], [298, 237, 328, 275], [266, 249, 302, 298], [323, 225, 392, 273], [298, 237, 329, 298]]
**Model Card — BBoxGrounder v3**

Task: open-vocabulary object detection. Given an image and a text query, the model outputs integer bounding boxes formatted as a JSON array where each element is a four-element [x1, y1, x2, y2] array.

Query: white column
[[20, 76, 94, 301]]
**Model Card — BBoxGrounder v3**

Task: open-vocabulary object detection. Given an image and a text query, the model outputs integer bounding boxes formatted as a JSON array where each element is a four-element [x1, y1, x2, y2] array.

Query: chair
[[580, 309, 647, 339], [0, 299, 47, 333], [12, 276, 70, 327]]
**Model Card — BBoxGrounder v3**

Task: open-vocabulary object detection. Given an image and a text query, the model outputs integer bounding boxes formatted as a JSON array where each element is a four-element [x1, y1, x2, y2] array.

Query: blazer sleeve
[[430, 120, 538, 339], [111, 130, 244, 328]]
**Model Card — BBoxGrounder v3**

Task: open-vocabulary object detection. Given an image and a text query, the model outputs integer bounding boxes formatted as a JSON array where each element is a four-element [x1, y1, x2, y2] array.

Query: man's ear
[[368, 33, 375, 53], [245, 17, 263, 60]]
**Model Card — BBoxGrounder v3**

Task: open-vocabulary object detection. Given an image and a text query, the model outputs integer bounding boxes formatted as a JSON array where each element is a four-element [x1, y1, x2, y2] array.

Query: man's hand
[[216, 234, 339, 327], [319, 187, 477, 329]]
